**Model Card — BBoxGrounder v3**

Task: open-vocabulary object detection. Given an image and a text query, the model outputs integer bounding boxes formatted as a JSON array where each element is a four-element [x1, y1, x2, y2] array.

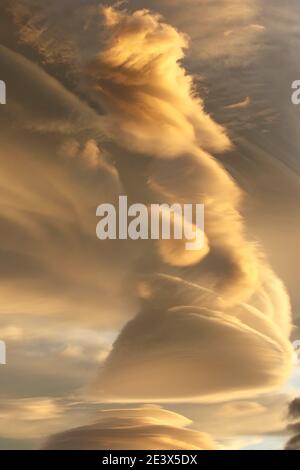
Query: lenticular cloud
[[91, 7, 293, 402], [43, 406, 218, 450], [8, 2, 294, 403]]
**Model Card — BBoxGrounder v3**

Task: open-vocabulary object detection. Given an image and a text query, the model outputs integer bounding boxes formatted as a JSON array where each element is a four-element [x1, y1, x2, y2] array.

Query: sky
[[0, 0, 300, 450]]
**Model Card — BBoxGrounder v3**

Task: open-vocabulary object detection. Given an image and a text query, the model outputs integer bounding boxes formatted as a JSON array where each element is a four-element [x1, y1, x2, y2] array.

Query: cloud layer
[[89, 7, 293, 402], [42, 406, 217, 450], [1, 2, 294, 410]]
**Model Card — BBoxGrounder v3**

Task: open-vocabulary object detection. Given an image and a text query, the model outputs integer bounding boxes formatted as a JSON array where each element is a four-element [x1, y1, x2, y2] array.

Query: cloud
[[6, 0, 86, 65], [7, 1, 263, 67], [42, 406, 218, 450], [179, 394, 291, 438], [0, 398, 219, 450], [1, 3, 294, 408], [225, 97, 251, 110], [84, 6, 231, 157], [285, 430, 300, 450], [93, 279, 292, 402], [0, 42, 106, 136], [284, 397, 300, 450], [85, 7, 293, 403], [288, 397, 300, 419], [0, 398, 64, 440], [0, 325, 24, 342], [147, 1, 264, 67], [153, 205, 210, 267], [59, 138, 118, 176], [4, 4, 271, 306], [146, 153, 259, 304], [0, 398, 111, 445], [0, 44, 140, 328], [80, 5, 263, 307]]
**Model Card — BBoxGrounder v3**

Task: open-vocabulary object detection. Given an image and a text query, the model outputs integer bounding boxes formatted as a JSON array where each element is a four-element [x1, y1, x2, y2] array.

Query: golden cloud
[[42, 406, 218, 450]]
